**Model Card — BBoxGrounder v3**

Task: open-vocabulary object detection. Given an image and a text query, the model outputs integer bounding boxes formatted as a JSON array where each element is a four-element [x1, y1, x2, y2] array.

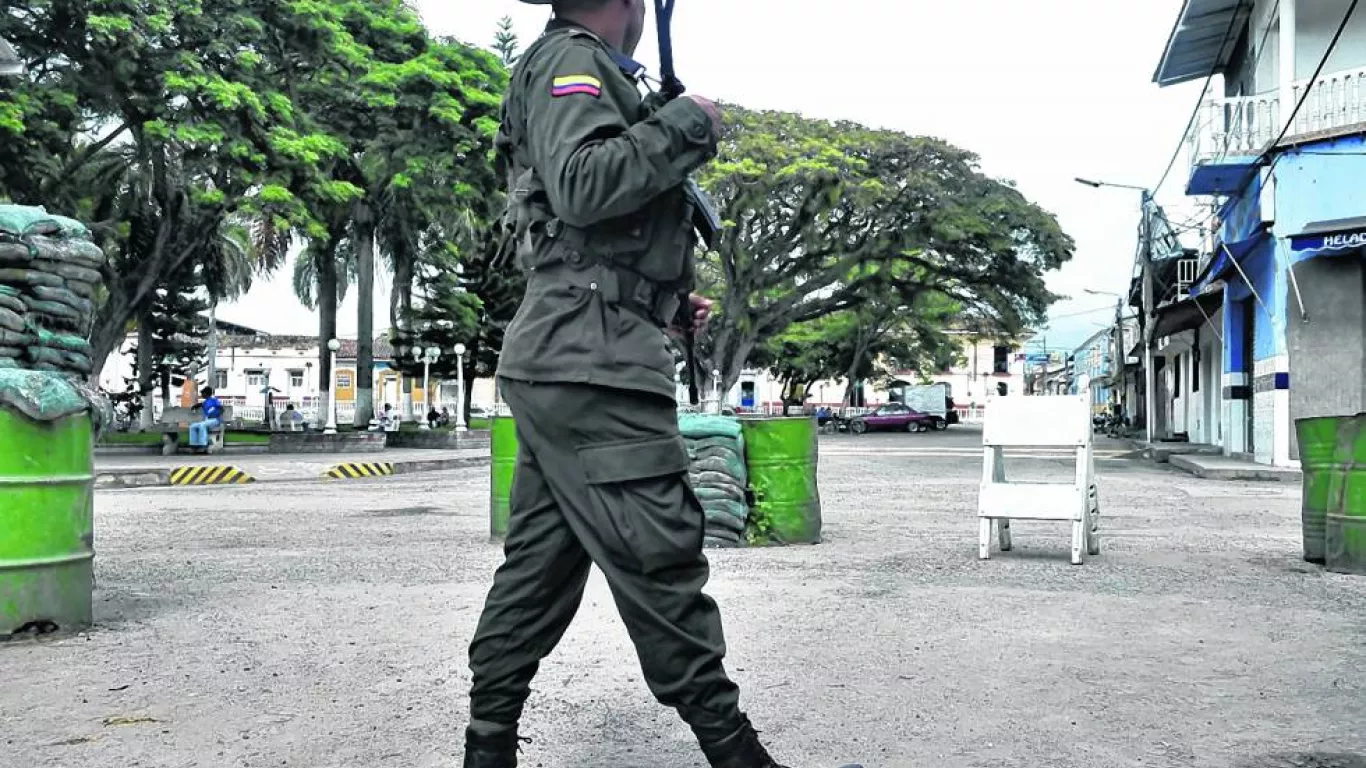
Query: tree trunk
[[353, 207, 376, 428], [136, 311, 154, 431], [317, 241, 339, 428]]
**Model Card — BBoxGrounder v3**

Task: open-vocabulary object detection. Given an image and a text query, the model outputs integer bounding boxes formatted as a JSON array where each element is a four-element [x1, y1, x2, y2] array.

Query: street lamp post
[[324, 338, 340, 435], [417, 346, 441, 429], [453, 343, 468, 432], [1076, 177, 1157, 444]]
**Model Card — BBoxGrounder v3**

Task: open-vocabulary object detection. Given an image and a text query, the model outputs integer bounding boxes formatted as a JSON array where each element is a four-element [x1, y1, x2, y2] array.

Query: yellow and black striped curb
[[322, 462, 395, 480], [168, 466, 256, 486]]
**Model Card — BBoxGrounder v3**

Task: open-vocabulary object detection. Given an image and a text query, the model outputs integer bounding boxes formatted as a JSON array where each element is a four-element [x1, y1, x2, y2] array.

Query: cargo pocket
[[578, 433, 705, 575]]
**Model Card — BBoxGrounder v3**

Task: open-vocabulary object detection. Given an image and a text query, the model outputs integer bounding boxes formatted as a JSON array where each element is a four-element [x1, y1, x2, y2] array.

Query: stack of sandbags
[[0, 204, 105, 375], [679, 412, 750, 548]]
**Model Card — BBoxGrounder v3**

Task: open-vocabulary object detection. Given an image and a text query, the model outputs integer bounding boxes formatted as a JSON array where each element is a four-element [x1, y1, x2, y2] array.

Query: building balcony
[[1187, 65, 1366, 192]]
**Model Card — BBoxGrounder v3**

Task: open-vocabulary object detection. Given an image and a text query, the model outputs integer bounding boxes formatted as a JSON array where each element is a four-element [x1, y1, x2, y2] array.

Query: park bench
[[157, 405, 234, 456], [976, 389, 1101, 565]]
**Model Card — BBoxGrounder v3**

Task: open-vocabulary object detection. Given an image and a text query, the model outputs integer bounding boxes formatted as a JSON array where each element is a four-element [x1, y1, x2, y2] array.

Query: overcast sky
[[218, 0, 1205, 352]]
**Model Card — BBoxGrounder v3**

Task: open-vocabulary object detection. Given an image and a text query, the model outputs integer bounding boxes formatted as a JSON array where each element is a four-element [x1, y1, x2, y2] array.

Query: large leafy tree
[[0, 1, 348, 378], [693, 106, 1072, 394]]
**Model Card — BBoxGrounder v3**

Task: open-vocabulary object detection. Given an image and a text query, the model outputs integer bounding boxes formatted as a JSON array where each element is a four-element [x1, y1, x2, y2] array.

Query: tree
[[1, 1, 351, 378], [492, 17, 520, 66], [692, 106, 1073, 395]]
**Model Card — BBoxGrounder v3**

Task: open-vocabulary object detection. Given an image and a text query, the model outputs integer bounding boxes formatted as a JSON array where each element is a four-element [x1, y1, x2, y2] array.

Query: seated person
[[189, 387, 224, 449]]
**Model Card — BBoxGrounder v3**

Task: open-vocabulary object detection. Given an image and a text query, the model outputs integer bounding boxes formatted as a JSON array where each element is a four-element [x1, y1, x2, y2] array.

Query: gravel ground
[[4, 427, 1365, 768]]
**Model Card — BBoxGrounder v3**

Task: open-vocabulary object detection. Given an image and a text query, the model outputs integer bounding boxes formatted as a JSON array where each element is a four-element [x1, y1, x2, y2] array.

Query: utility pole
[[1113, 296, 1125, 422], [207, 303, 218, 392], [1140, 191, 1157, 445]]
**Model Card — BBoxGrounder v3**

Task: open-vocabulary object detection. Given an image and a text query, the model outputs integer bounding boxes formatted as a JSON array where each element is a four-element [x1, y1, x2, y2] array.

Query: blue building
[[1149, 0, 1366, 467]]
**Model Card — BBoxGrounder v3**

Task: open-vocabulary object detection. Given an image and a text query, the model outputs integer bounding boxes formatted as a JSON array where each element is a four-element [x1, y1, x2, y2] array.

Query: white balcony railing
[[1188, 65, 1366, 166]]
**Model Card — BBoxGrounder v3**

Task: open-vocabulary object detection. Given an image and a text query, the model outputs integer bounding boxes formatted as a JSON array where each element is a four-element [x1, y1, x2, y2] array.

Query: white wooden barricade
[[977, 389, 1101, 565]]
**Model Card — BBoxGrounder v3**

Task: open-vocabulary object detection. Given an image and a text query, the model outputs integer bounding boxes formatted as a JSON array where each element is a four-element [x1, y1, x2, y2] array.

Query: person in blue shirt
[[190, 386, 224, 449]]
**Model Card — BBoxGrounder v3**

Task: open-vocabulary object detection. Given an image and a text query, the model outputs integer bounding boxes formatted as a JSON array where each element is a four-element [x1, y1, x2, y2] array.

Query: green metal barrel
[[1324, 414, 1366, 575], [489, 415, 518, 540], [1295, 416, 1340, 563], [0, 400, 95, 636], [740, 416, 822, 545]]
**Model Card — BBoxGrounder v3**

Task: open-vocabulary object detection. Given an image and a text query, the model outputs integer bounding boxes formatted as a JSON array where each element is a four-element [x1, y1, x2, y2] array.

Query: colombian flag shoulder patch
[[550, 75, 603, 98]]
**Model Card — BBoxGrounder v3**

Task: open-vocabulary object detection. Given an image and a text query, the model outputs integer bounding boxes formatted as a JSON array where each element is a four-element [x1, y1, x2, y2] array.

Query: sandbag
[[0, 293, 24, 314], [27, 235, 105, 268], [701, 498, 748, 523], [0, 205, 89, 238], [0, 268, 63, 288], [692, 469, 745, 493], [689, 443, 742, 462], [704, 508, 746, 533], [0, 306, 24, 332], [0, 329, 34, 347], [0, 242, 32, 266], [691, 455, 744, 476], [61, 278, 96, 300], [703, 530, 742, 547], [31, 285, 94, 317], [34, 329, 91, 354], [59, 351, 93, 374], [25, 346, 67, 368], [694, 485, 745, 503], [687, 436, 746, 454], [678, 413, 743, 440], [0, 346, 21, 358], [30, 259, 102, 285], [0, 357, 18, 369]]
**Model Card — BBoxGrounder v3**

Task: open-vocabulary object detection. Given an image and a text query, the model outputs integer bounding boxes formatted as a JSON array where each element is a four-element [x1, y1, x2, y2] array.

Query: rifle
[[649, 0, 721, 409]]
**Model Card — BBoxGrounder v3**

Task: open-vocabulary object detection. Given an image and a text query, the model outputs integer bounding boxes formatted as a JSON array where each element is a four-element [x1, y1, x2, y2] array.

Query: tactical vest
[[495, 27, 696, 330]]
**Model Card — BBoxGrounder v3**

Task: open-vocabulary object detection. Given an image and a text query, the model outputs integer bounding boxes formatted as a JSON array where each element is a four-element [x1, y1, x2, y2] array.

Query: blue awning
[[1188, 226, 1269, 296], [1289, 217, 1366, 263]]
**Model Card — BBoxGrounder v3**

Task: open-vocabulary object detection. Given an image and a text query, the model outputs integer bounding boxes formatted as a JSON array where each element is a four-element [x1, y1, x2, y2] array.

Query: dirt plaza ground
[[4, 427, 1364, 768]]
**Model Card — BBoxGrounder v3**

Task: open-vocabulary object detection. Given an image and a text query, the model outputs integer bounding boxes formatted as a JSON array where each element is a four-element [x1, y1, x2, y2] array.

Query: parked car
[[847, 403, 936, 435]]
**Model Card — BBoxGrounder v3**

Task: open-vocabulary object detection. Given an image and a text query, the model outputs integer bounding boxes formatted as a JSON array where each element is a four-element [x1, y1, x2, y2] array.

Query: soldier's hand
[[686, 95, 722, 137], [688, 293, 713, 331]]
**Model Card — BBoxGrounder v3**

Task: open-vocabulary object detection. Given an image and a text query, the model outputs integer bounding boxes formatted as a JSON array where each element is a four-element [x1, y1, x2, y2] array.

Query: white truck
[[902, 382, 957, 430]]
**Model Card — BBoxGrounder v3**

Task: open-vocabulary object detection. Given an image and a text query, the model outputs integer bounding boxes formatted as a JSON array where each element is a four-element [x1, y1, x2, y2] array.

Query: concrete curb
[[95, 455, 490, 490], [1169, 454, 1302, 482]]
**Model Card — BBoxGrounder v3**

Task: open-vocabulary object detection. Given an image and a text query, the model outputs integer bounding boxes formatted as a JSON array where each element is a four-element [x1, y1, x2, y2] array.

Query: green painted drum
[[1324, 414, 1366, 576], [489, 416, 518, 540], [740, 416, 822, 545], [1295, 416, 1340, 563], [0, 403, 95, 636]]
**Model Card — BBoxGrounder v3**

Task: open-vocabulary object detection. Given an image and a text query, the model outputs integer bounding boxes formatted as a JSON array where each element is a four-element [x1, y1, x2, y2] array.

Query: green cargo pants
[[467, 378, 746, 748]]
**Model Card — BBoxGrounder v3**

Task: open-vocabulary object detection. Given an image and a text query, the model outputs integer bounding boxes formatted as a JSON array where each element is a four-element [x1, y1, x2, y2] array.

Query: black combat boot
[[462, 726, 520, 768], [704, 717, 863, 768]]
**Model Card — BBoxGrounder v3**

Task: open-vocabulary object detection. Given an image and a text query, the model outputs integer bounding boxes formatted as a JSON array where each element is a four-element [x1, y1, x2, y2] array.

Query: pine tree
[[492, 16, 519, 65]]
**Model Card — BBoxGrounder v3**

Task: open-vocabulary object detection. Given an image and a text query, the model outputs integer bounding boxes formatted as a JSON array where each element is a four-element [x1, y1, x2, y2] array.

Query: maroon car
[[847, 403, 936, 434]]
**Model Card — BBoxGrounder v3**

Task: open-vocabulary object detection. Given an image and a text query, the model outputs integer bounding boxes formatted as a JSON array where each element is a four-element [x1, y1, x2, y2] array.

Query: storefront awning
[[1189, 226, 1269, 296], [1153, 0, 1250, 86], [1289, 217, 1366, 263], [1152, 291, 1223, 340]]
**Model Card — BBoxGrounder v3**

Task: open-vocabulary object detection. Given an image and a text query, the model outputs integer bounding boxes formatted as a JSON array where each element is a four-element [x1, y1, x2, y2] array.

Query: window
[[246, 369, 267, 388], [1192, 351, 1200, 392], [212, 370, 227, 390], [992, 345, 1010, 374], [997, 382, 1009, 396], [1173, 356, 1182, 394], [289, 369, 305, 389], [336, 372, 352, 388]]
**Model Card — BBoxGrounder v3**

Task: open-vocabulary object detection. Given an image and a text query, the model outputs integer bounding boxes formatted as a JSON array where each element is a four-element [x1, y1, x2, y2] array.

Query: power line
[[1152, 5, 1244, 194]]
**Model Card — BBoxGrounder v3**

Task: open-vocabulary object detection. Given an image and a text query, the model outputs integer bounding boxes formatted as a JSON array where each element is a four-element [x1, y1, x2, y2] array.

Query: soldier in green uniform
[[462, 2, 862, 768]]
